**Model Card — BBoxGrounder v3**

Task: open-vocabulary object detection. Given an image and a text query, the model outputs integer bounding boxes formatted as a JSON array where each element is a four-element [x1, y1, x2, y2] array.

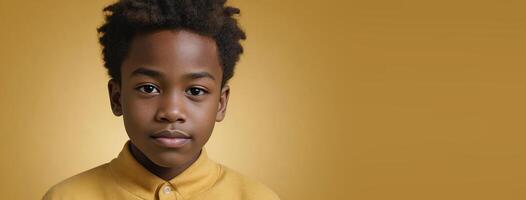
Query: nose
[[155, 92, 186, 123]]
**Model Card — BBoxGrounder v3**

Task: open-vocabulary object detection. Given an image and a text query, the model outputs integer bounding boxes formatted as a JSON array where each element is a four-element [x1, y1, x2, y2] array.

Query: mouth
[[150, 130, 192, 148]]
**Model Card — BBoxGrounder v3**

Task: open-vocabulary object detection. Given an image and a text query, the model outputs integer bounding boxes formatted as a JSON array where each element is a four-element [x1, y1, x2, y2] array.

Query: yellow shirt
[[43, 141, 280, 200]]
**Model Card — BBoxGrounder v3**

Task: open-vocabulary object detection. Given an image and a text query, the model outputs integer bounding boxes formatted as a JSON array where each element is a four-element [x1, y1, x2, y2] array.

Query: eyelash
[[135, 84, 208, 96], [186, 87, 209, 96]]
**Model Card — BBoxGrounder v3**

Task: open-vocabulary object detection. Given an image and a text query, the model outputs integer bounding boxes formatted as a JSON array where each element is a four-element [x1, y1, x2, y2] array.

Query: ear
[[215, 85, 230, 122], [108, 79, 123, 116]]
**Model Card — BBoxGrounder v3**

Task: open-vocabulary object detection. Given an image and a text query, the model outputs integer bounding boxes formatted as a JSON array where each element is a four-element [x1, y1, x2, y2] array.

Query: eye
[[136, 84, 160, 94], [186, 87, 208, 96]]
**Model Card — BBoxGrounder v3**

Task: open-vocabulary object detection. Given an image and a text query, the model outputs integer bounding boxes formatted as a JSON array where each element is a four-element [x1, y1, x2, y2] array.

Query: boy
[[43, 0, 280, 199]]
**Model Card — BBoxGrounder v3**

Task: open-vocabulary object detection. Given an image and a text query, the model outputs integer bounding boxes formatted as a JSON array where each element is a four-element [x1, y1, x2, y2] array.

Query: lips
[[151, 130, 191, 139], [150, 130, 191, 148]]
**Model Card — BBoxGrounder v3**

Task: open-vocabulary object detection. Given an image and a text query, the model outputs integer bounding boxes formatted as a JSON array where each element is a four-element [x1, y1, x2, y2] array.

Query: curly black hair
[[97, 0, 246, 87]]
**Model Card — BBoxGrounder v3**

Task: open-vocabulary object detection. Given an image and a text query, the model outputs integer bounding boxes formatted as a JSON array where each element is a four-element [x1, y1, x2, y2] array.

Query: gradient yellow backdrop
[[1, 0, 525, 199]]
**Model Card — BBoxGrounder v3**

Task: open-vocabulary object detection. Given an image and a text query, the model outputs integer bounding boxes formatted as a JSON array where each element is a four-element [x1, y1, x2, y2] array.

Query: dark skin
[[107, 29, 230, 181]]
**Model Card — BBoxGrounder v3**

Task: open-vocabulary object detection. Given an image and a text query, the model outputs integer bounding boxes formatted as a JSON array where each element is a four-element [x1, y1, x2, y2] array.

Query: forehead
[[121, 29, 222, 83]]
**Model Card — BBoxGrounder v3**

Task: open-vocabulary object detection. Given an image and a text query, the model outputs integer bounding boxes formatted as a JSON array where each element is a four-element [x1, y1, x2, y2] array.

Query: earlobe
[[108, 79, 123, 116], [215, 85, 230, 122]]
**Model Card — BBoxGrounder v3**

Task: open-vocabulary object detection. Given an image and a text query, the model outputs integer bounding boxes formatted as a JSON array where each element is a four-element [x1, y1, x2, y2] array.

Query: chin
[[148, 150, 188, 168]]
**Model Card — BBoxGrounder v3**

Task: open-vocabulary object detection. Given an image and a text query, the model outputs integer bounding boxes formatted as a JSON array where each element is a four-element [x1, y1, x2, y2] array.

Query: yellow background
[[1, 0, 525, 199]]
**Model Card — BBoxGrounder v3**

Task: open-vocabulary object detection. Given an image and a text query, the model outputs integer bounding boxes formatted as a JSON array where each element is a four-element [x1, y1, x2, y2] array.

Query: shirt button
[[163, 186, 172, 194]]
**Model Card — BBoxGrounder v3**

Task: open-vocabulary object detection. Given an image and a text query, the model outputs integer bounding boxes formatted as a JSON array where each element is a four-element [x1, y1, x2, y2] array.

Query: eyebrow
[[130, 67, 161, 78], [183, 71, 216, 81], [129, 67, 216, 81]]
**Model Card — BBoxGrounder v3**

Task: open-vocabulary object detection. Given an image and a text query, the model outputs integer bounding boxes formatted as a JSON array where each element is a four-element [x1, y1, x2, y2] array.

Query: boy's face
[[107, 29, 229, 168]]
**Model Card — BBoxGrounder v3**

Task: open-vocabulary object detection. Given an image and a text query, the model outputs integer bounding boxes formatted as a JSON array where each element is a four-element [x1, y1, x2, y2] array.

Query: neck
[[129, 142, 201, 181]]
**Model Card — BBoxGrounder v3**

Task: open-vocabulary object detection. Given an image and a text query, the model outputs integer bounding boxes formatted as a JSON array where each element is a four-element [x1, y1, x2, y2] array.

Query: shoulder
[[212, 164, 281, 200], [42, 163, 112, 200]]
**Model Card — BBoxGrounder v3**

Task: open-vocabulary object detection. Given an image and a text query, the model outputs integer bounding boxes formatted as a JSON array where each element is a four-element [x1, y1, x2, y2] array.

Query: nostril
[[156, 111, 186, 123]]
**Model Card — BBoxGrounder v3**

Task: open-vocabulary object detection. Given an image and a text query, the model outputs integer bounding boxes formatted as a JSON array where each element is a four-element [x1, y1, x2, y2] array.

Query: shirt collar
[[109, 140, 221, 199]]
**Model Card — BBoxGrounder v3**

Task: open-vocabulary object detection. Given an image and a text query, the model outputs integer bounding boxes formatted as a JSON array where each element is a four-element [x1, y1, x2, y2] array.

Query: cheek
[[188, 100, 218, 129], [122, 97, 157, 130], [200, 100, 219, 118]]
